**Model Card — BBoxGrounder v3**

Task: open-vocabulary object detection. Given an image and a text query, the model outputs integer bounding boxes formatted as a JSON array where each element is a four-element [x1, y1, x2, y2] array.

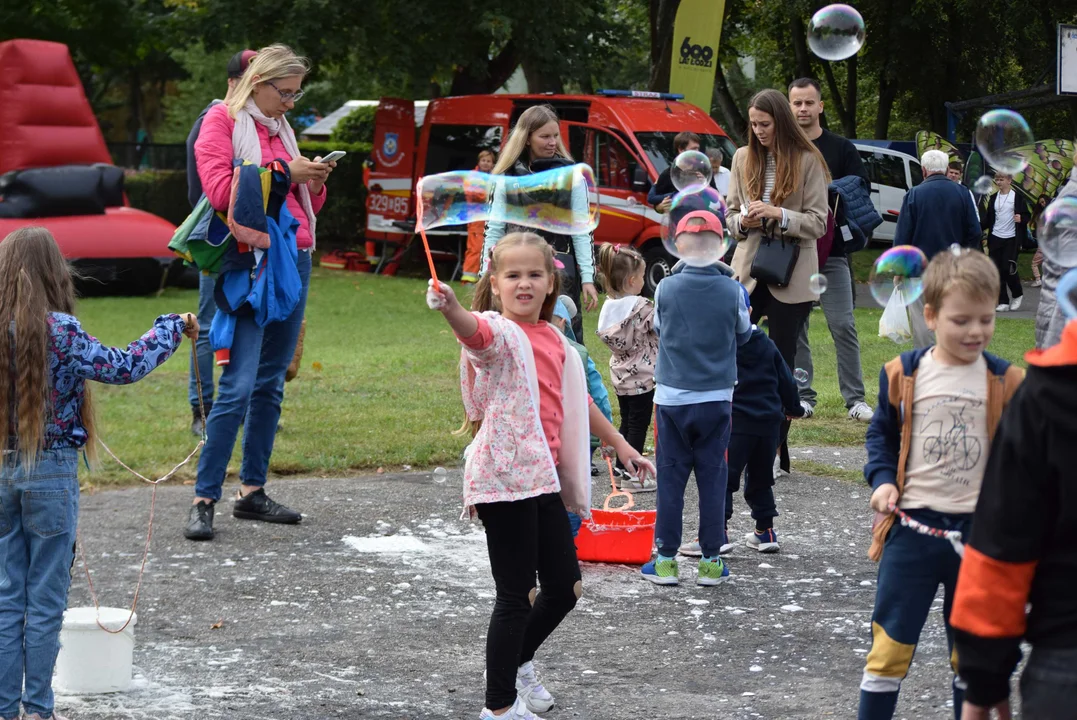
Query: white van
[[853, 143, 923, 244]]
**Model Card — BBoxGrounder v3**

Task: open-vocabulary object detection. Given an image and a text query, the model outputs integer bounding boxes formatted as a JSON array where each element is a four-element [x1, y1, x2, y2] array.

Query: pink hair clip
[[554, 258, 565, 269]]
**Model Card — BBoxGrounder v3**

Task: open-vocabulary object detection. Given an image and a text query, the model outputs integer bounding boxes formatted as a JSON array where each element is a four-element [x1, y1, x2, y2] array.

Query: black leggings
[[616, 390, 654, 471], [988, 235, 1023, 305], [476, 492, 581, 709], [749, 283, 812, 472]]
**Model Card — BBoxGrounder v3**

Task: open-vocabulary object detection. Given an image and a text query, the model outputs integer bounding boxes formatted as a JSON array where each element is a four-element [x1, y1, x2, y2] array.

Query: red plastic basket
[[575, 508, 656, 565]]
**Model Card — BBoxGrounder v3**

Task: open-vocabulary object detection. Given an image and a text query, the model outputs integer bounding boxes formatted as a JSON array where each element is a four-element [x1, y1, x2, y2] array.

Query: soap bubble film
[[807, 4, 866, 61], [974, 110, 1033, 175], [972, 175, 996, 195], [661, 188, 730, 268], [670, 151, 714, 193], [1037, 196, 1077, 267], [417, 164, 598, 234], [808, 273, 828, 294], [869, 245, 929, 308]]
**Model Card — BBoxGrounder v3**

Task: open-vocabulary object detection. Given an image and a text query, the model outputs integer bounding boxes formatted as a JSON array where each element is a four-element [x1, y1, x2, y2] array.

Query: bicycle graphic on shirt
[[921, 402, 982, 471]]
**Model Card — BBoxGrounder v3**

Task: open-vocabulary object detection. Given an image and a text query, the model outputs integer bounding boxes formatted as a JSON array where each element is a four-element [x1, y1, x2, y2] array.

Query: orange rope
[[76, 341, 206, 634]]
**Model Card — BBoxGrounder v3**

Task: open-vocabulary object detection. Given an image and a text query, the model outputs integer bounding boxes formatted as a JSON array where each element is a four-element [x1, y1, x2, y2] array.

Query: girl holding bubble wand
[[0, 227, 197, 720], [427, 232, 654, 720], [482, 105, 598, 341]]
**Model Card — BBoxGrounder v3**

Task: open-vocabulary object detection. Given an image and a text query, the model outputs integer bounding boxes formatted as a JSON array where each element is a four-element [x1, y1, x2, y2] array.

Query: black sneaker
[[184, 501, 215, 540], [232, 488, 302, 524]]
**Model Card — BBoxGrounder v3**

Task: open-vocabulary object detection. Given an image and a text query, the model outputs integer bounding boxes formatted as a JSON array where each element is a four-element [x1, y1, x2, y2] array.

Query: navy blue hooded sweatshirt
[[732, 327, 805, 437]]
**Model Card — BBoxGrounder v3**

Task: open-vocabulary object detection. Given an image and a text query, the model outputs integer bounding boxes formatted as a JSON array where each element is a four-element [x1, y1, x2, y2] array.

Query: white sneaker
[[799, 400, 815, 418], [773, 456, 790, 479], [848, 402, 874, 422], [996, 303, 1010, 312], [1010, 295, 1023, 311], [745, 529, 781, 553], [515, 661, 554, 713], [618, 475, 657, 493], [678, 540, 703, 557], [479, 697, 543, 719]]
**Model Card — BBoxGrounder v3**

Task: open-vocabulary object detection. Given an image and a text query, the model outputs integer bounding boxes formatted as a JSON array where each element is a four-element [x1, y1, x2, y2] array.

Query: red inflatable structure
[[0, 39, 174, 275]]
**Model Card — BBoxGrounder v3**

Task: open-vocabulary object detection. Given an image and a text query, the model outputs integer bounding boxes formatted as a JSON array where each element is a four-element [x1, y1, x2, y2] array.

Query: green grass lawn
[[77, 267, 1035, 487]]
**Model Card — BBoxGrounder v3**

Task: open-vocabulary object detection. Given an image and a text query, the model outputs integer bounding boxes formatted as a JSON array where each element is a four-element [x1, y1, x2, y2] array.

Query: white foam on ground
[[342, 535, 430, 554]]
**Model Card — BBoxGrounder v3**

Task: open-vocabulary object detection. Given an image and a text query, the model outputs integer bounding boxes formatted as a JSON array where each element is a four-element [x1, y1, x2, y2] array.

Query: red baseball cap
[[674, 209, 724, 237], [227, 49, 258, 79]]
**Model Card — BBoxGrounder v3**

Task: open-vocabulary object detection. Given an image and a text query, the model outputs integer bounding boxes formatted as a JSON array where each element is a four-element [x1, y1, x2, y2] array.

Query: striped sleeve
[[952, 378, 1050, 707]]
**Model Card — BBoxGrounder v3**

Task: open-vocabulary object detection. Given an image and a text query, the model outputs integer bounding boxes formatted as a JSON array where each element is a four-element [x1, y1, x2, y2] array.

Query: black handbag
[[750, 223, 800, 288]]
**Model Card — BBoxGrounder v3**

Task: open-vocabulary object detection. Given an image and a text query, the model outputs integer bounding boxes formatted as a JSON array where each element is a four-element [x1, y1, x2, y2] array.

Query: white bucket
[[54, 607, 137, 694]]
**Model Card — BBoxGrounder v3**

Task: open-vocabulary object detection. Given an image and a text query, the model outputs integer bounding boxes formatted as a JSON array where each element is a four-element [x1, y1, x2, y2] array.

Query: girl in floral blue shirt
[[0, 227, 195, 720]]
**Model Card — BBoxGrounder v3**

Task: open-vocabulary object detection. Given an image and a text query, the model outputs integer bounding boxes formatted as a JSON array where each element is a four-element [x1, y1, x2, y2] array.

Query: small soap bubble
[[974, 110, 1033, 175], [670, 151, 713, 193], [417, 165, 598, 235], [949, 243, 963, 257], [869, 245, 929, 308], [433, 467, 447, 484], [661, 188, 730, 268], [1038, 196, 1077, 267], [793, 368, 809, 386], [808, 273, 828, 294], [972, 175, 996, 195], [807, 4, 866, 62], [1057, 268, 1077, 320]]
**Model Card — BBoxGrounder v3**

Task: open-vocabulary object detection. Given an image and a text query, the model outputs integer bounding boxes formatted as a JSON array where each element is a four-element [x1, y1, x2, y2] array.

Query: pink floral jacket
[[459, 312, 591, 518]]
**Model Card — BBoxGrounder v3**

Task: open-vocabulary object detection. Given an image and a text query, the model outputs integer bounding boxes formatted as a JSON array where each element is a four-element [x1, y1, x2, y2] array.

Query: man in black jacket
[[647, 131, 701, 212], [788, 78, 875, 425], [184, 49, 256, 436]]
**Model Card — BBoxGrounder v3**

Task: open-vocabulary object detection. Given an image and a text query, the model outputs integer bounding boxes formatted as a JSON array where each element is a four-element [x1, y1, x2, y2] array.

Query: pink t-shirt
[[460, 316, 582, 465]]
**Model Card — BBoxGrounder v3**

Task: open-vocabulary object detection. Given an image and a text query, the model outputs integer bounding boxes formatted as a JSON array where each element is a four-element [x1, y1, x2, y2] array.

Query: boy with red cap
[[641, 202, 752, 587]]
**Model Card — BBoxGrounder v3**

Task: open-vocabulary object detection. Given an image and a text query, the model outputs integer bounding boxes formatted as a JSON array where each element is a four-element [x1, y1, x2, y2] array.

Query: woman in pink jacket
[[185, 44, 334, 541]]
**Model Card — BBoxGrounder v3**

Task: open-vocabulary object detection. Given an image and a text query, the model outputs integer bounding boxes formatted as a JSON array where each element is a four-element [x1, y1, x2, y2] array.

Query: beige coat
[[726, 147, 829, 304]]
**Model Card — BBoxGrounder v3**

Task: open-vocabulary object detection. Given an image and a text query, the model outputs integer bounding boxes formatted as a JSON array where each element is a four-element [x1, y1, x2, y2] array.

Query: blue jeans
[[194, 250, 311, 502], [654, 401, 731, 559], [188, 271, 218, 409], [0, 448, 79, 718], [859, 510, 971, 720]]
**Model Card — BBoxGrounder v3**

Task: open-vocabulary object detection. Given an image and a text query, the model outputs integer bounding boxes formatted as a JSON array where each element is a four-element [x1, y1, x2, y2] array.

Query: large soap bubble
[[1057, 268, 1077, 320], [670, 151, 713, 193], [869, 245, 929, 308], [1038, 196, 1077, 267], [660, 189, 730, 268], [807, 4, 866, 62], [974, 110, 1033, 176], [417, 164, 598, 234], [972, 175, 996, 195]]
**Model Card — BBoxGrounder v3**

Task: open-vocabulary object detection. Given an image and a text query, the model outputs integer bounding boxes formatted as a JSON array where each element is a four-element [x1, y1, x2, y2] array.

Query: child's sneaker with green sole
[[640, 557, 679, 585], [697, 557, 730, 586]]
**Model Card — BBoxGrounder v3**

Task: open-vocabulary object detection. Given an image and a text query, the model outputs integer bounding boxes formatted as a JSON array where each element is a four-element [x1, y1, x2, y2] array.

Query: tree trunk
[[522, 58, 564, 94], [649, 0, 680, 92], [713, 60, 747, 144], [875, 71, 898, 140], [845, 54, 858, 138], [449, 40, 520, 95], [789, 15, 814, 81], [126, 68, 142, 144], [821, 62, 850, 130]]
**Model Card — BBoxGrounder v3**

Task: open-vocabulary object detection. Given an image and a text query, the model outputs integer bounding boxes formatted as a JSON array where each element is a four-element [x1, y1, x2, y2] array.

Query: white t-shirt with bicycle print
[[901, 350, 989, 514]]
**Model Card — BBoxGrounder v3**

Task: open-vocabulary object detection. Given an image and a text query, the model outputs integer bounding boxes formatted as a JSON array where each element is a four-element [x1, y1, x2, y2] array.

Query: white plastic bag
[[879, 287, 912, 343]]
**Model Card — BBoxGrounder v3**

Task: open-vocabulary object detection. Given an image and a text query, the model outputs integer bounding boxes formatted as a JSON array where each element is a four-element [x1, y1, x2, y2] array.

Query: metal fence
[[107, 142, 188, 171]]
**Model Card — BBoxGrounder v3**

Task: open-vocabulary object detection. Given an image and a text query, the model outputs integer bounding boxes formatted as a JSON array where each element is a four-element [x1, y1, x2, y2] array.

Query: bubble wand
[[414, 176, 441, 291]]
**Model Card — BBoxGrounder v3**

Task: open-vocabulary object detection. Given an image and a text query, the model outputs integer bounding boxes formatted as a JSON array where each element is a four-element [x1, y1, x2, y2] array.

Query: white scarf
[[231, 98, 317, 248]]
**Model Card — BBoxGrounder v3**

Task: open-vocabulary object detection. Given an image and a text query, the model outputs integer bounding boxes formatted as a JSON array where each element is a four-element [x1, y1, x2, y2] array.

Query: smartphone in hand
[[318, 151, 347, 164]]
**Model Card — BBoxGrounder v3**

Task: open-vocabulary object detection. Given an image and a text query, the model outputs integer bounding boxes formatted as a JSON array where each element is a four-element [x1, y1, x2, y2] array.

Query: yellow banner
[[669, 0, 726, 113]]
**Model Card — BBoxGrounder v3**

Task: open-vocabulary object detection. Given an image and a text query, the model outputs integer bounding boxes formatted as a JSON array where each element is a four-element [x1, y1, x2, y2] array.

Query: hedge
[[123, 141, 373, 250], [329, 105, 376, 145]]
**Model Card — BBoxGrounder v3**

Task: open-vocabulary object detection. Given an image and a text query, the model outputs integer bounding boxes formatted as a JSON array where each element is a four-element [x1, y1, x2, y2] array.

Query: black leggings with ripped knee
[[476, 492, 582, 710]]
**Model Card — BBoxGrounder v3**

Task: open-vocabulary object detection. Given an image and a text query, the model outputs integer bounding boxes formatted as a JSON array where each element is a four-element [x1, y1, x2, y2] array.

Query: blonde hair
[[0, 227, 96, 467], [596, 243, 644, 295], [226, 44, 310, 118], [477, 149, 496, 163], [922, 248, 1000, 310], [493, 106, 572, 175]]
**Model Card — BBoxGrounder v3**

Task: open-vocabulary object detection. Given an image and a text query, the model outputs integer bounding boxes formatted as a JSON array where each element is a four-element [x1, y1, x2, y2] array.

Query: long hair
[[492, 106, 572, 175], [743, 88, 830, 206], [0, 227, 94, 467], [456, 233, 562, 438], [596, 242, 644, 296], [226, 44, 310, 118]]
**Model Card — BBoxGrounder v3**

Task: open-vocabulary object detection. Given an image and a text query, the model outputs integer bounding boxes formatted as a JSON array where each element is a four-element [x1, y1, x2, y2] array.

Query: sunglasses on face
[[265, 80, 304, 103]]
